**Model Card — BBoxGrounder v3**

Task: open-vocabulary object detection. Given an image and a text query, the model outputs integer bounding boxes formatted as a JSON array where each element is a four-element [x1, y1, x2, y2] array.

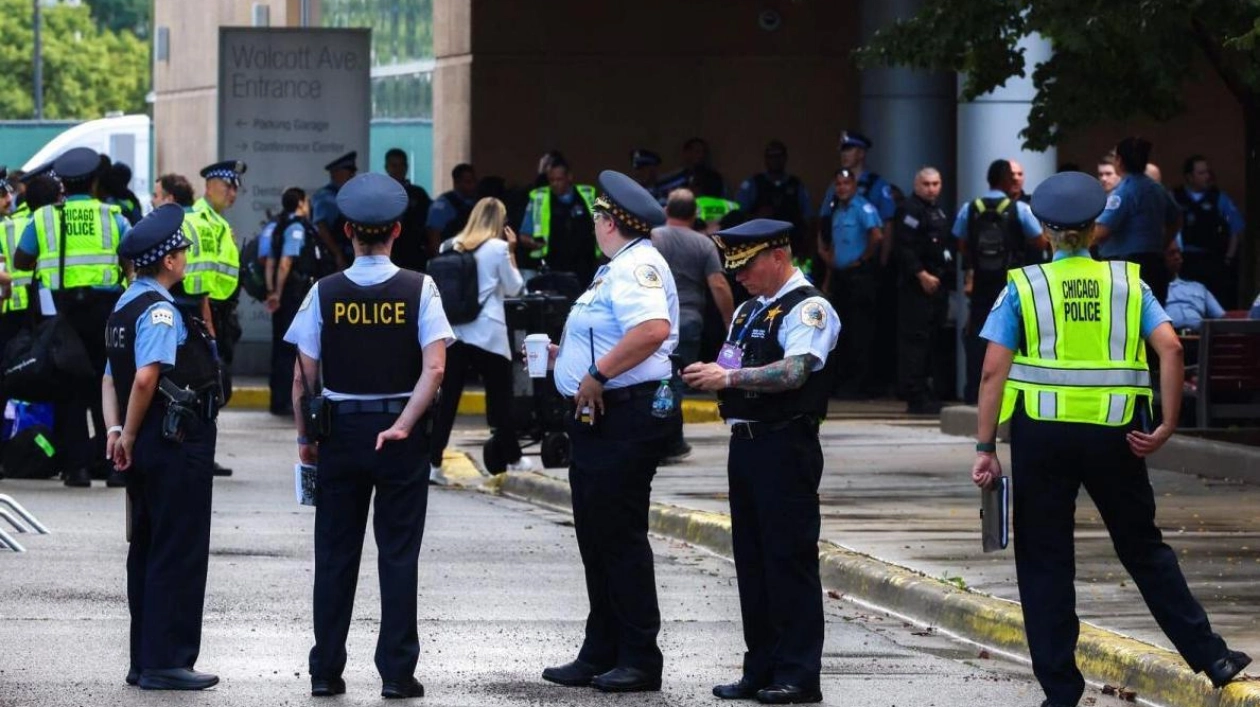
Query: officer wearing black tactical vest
[[284, 172, 452, 700], [103, 204, 222, 691], [894, 167, 951, 414], [14, 146, 132, 488], [682, 218, 841, 705]]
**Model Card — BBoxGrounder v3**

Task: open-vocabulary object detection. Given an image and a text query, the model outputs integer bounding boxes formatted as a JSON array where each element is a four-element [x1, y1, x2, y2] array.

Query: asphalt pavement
[[0, 408, 1079, 707]]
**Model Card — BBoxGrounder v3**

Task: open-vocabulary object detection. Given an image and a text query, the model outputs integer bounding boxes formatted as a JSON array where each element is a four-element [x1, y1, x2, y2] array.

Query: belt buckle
[[733, 422, 754, 439]]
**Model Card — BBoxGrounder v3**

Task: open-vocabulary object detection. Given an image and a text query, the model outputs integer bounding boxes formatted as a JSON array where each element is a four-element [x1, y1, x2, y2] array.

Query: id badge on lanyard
[[717, 302, 770, 370]]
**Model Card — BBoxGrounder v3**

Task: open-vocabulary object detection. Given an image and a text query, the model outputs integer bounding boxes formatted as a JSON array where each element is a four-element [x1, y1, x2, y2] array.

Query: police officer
[[14, 147, 130, 488], [0, 175, 49, 452], [194, 160, 245, 476], [1172, 155, 1244, 308], [1093, 137, 1180, 304], [630, 148, 667, 204], [311, 151, 358, 269], [894, 167, 950, 414], [519, 158, 599, 285], [737, 141, 812, 250], [682, 218, 839, 705], [541, 170, 678, 694], [972, 172, 1251, 707], [425, 163, 479, 249], [104, 204, 220, 691], [153, 174, 214, 329], [284, 172, 451, 700]]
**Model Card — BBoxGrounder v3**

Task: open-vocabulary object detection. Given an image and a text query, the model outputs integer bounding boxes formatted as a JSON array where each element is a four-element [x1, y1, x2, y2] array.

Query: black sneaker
[[63, 467, 92, 488], [106, 469, 128, 488], [212, 462, 233, 477]]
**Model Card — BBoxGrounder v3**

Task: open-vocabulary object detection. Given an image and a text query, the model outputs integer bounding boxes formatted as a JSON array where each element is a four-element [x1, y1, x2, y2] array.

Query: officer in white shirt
[[284, 172, 453, 700], [541, 170, 679, 695]]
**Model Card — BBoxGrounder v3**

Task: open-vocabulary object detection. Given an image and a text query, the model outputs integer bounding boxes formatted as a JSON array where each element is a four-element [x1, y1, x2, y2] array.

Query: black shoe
[[381, 677, 424, 698], [106, 469, 127, 488], [1038, 701, 1076, 707], [1206, 650, 1252, 688], [125, 667, 139, 686], [63, 467, 91, 488], [311, 676, 346, 697], [714, 677, 764, 699], [591, 667, 661, 693], [212, 462, 233, 477], [138, 667, 219, 691], [542, 659, 607, 687], [906, 400, 943, 415], [756, 684, 823, 704], [660, 441, 693, 465]]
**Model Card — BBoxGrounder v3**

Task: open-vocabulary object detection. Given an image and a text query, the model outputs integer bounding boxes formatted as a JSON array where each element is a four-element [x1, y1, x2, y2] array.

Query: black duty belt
[[601, 381, 659, 405], [332, 398, 409, 416], [729, 416, 817, 440]]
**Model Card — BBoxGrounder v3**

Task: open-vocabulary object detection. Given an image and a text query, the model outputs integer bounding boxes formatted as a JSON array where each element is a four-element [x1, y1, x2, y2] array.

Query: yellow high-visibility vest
[[1, 216, 34, 311], [31, 199, 121, 290], [189, 198, 240, 301], [526, 185, 597, 260]]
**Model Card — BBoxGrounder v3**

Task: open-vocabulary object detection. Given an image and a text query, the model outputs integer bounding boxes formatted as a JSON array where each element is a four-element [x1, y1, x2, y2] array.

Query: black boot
[[63, 467, 91, 488]]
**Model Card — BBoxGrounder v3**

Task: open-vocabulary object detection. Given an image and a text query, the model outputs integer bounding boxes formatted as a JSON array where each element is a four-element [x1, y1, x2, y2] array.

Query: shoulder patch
[[989, 286, 1009, 312], [800, 300, 827, 329], [150, 307, 175, 327], [633, 264, 664, 289], [299, 286, 316, 311], [863, 203, 877, 214], [1105, 194, 1122, 211], [427, 277, 442, 298], [902, 214, 920, 229], [881, 184, 892, 198]]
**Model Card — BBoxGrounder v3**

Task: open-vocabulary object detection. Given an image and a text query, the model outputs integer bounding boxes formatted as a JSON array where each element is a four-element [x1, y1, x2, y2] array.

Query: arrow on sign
[[235, 119, 247, 127], [236, 142, 248, 151]]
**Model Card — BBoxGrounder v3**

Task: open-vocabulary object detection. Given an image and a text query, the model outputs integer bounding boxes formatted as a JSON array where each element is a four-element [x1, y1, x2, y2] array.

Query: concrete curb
[[226, 387, 723, 424], [941, 405, 1260, 484], [481, 463, 1260, 707]]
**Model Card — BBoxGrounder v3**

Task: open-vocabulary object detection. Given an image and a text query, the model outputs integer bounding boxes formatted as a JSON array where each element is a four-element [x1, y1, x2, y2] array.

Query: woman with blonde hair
[[428, 197, 529, 484]]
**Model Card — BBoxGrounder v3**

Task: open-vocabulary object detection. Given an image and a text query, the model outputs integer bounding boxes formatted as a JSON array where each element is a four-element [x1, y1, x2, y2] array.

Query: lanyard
[[731, 300, 773, 344]]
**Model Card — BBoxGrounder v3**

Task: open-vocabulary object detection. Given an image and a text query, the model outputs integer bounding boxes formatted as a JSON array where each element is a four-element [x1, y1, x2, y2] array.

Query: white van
[[21, 113, 152, 213]]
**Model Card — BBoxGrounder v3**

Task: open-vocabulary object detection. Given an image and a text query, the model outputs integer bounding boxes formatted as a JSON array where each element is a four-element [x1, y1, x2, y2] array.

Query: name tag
[[717, 343, 744, 370], [331, 300, 408, 325]]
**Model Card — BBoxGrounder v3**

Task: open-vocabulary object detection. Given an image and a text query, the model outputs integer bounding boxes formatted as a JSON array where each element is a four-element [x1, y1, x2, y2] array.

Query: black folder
[[981, 476, 1009, 552]]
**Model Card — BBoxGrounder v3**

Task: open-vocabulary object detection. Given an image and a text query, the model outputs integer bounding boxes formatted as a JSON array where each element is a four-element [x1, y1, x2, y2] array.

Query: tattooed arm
[[729, 354, 818, 392]]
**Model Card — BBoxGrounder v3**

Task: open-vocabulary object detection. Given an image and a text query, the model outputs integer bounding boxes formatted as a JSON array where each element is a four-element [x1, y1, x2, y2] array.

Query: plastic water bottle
[[651, 379, 674, 419]]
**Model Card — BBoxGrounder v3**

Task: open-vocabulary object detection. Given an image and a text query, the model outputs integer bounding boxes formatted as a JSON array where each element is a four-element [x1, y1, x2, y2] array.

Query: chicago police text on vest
[[1061, 278, 1102, 322], [331, 299, 409, 326]]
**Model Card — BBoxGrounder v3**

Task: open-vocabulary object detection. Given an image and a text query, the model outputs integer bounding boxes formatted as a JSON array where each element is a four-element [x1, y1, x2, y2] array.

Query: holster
[[301, 393, 332, 442], [158, 377, 202, 442]]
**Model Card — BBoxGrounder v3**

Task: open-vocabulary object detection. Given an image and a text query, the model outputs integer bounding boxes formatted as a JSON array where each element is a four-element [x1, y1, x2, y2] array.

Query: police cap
[[712, 218, 793, 271], [631, 149, 661, 169], [593, 170, 666, 236], [200, 160, 247, 187], [53, 147, 101, 182], [336, 172, 407, 232], [838, 130, 873, 151], [118, 204, 192, 267], [324, 151, 358, 173], [19, 161, 55, 184], [1031, 171, 1107, 231]]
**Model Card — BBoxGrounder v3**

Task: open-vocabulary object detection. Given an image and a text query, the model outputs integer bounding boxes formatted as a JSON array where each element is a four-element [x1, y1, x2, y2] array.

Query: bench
[[1192, 319, 1260, 428]]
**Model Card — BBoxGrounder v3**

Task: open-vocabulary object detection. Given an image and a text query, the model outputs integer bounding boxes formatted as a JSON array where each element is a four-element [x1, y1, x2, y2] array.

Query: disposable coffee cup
[[524, 334, 551, 378]]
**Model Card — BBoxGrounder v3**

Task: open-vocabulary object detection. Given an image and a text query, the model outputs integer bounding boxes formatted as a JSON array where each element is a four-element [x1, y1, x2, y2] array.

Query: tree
[[0, 0, 149, 119], [856, 0, 1260, 292], [85, 0, 150, 37]]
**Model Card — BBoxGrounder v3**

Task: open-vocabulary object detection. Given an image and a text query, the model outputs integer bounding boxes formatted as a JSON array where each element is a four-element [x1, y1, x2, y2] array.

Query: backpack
[[239, 231, 269, 301], [428, 239, 483, 325], [967, 197, 1023, 274]]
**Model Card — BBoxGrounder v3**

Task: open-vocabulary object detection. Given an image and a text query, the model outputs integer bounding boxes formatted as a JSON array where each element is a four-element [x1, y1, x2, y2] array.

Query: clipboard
[[981, 476, 1009, 552]]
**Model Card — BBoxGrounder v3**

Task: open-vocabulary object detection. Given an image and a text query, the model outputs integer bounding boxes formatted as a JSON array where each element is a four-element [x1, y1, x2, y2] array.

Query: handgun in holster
[[301, 393, 332, 443], [158, 377, 201, 442]]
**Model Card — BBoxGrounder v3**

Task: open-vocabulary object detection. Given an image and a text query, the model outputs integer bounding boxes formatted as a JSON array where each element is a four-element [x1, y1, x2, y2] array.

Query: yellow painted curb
[[227, 386, 722, 423], [439, 448, 484, 487]]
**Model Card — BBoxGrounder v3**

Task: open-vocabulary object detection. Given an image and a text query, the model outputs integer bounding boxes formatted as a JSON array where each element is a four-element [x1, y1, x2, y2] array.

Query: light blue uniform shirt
[[258, 218, 304, 259], [735, 174, 812, 217], [283, 255, 454, 400], [817, 171, 896, 223], [519, 188, 579, 234], [1096, 174, 1178, 257], [1249, 292, 1260, 320], [980, 250, 1170, 350], [425, 191, 477, 234], [553, 238, 679, 396], [1177, 188, 1245, 253], [1166, 277, 1225, 332], [950, 190, 1043, 241], [18, 194, 131, 292], [818, 194, 882, 268], [104, 277, 186, 377], [310, 183, 340, 229]]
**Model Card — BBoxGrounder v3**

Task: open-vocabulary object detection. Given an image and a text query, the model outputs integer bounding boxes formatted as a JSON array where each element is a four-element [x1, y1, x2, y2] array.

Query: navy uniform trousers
[[566, 390, 673, 676], [55, 290, 120, 473], [1010, 408, 1228, 706], [728, 417, 824, 689], [126, 414, 216, 671], [309, 411, 429, 683]]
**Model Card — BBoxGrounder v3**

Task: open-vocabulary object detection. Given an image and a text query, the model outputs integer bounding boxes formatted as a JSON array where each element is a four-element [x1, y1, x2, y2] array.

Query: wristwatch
[[975, 441, 997, 453], [588, 364, 609, 385]]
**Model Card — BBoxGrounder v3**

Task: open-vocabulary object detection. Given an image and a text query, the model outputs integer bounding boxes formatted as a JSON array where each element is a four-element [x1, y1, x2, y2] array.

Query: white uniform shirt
[[554, 238, 679, 396], [284, 255, 455, 400], [441, 237, 525, 359]]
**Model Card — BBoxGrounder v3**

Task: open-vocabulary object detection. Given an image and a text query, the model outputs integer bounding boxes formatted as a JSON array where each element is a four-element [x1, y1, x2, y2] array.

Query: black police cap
[[200, 160, 247, 186], [631, 149, 661, 169], [712, 218, 793, 270], [324, 151, 358, 173], [118, 204, 192, 267], [593, 170, 666, 236], [1031, 171, 1107, 231], [839, 130, 873, 151], [336, 172, 408, 228], [53, 147, 101, 182], [19, 161, 55, 184]]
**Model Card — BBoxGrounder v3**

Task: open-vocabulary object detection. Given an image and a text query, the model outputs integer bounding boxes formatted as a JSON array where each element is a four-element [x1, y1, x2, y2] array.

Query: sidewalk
[[441, 411, 1260, 707]]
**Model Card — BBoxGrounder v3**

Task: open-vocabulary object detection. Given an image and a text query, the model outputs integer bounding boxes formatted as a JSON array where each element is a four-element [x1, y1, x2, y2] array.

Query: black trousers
[[0, 310, 31, 456], [53, 290, 119, 473], [310, 412, 429, 682], [1107, 253, 1170, 305], [567, 394, 674, 675], [829, 264, 879, 394], [965, 282, 1004, 404], [209, 299, 240, 405], [268, 286, 303, 414], [429, 341, 521, 468], [127, 413, 216, 671], [897, 283, 947, 405], [1010, 408, 1228, 705], [728, 418, 824, 689]]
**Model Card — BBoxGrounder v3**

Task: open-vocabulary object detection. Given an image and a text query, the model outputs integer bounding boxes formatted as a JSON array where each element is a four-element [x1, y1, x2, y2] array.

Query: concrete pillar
[[956, 33, 1057, 199], [859, 0, 956, 199], [432, 0, 473, 192]]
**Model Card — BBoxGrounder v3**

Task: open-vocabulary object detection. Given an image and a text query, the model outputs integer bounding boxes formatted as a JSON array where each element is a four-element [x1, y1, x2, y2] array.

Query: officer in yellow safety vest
[[518, 158, 599, 285], [971, 172, 1251, 707], [14, 147, 130, 489], [694, 195, 740, 231], [193, 160, 245, 477], [1, 178, 37, 321]]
